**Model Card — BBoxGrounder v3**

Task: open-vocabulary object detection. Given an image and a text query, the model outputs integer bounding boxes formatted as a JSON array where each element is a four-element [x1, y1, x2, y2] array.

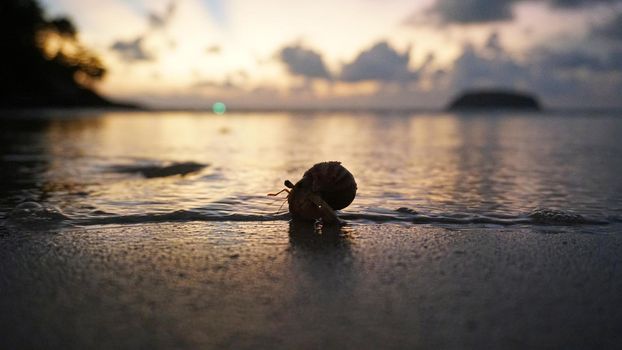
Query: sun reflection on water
[[1, 110, 621, 220]]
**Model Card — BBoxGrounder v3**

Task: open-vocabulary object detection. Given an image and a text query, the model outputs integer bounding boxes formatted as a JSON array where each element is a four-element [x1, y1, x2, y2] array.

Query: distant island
[[0, 0, 135, 109], [448, 89, 541, 111]]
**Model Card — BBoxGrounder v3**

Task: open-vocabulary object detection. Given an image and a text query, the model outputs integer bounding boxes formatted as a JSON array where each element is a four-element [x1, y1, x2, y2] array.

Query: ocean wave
[[342, 207, 607, 226], [78, 210, 290, 225], [5, 201, 70, 227], [3, 202, 610, 228]]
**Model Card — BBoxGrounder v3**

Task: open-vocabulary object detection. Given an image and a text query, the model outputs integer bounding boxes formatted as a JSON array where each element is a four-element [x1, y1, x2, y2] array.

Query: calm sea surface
[[1, 109, 621, 228]]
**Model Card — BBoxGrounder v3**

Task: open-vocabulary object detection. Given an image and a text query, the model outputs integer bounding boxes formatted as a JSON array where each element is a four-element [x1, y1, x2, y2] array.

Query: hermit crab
[[268, 161, 357, 224]]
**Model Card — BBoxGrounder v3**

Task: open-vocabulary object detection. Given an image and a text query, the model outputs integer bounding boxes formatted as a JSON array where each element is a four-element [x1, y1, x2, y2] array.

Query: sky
[[41, 0, 622, 109]]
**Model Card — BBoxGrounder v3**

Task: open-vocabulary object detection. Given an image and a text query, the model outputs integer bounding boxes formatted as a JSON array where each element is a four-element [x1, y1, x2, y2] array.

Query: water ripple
[[4, 202, 610, 228]]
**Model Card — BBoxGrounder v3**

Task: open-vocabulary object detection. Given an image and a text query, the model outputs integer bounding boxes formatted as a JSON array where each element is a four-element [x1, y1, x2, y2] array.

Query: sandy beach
[[2, 222, 621, 349]]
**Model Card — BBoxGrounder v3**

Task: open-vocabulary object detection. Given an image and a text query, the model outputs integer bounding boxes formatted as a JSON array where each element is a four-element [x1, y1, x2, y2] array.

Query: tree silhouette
[[0, 0, 126, 107]]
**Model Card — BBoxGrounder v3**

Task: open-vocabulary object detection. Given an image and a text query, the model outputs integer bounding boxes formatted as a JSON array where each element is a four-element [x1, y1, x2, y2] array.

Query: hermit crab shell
[[287, 161, 357, 221]]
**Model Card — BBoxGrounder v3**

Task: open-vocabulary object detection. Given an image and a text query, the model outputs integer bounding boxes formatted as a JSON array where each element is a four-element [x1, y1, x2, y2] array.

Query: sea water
[[1, 109, 621, 228]]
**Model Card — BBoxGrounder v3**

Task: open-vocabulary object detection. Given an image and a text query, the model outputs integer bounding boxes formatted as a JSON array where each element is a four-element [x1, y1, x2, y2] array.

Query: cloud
[[340, 42, 420, 83], [441, 30, 622, 107], [556, 48, 622, 72], [484, 31, 506, 58], [446, 32, 547, 91], [193, 70, 249, 90], [551, 0, 622, 8], [110, 36, 154, 62], [109, 1, 178, 63], [450, 44, 527, 90], [278, 44, 331, 79], [430, 0, 518, 24], [148, 2, 176, 29], [534, 49, 613, 72], [206, 45, 221, 54], [592, 12, 622, 41], [413, 0, 622, 25], [193, 79, 237, 90], [278, 41, 430, 84]]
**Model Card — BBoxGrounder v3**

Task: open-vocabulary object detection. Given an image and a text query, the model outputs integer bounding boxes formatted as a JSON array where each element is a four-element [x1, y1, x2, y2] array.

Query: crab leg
[[308, 193, 340, 224], [267, 189, 290, 197]]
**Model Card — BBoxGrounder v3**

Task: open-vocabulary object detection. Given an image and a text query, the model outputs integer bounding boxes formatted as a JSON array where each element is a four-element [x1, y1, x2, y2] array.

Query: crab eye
[[284, 180, 294, 188]]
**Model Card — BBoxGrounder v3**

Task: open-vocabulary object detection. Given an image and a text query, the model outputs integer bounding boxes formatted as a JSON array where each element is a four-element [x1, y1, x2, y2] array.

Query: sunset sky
[[41, 0, 622, 109]]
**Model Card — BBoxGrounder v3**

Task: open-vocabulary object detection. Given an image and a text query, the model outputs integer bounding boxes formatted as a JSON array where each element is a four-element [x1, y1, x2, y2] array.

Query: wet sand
[[1, 222, 622, 349]]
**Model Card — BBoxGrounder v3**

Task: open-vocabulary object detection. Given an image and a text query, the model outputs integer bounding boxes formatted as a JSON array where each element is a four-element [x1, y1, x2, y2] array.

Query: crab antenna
[[275, 198, 288, 215]]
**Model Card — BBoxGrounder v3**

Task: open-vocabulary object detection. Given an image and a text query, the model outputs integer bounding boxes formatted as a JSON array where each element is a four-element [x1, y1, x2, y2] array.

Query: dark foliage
[[0, 0, 124, 108]]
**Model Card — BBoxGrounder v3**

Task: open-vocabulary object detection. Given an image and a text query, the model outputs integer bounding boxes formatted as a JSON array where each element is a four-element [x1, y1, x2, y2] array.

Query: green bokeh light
[[212, 102, 227, 115]]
